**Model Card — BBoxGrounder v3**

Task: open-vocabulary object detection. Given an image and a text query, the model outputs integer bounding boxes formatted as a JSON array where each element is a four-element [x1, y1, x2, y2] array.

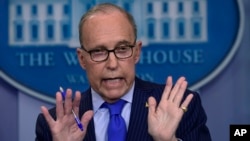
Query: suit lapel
[[126, 78, 154, 141], [79, 88, 96, 141]]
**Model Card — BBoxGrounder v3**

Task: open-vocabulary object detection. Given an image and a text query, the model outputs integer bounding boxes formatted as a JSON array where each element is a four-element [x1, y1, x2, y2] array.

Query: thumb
[[81, 110, 94, 130], [148, 96, 157, 115]]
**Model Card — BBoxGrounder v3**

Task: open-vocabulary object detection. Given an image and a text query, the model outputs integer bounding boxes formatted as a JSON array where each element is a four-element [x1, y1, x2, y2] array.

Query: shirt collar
[[92, 81, 135, 113]]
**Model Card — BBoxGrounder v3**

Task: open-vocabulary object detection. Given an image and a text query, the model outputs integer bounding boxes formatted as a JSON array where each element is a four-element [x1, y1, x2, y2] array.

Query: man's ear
[[134, 41, 142, 64], [77, 48, 86, 70]]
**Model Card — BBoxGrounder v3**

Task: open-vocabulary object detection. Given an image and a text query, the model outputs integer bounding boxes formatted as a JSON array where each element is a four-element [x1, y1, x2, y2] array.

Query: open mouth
[[103, 77, 123, 81], [102, 77, 124, 86]]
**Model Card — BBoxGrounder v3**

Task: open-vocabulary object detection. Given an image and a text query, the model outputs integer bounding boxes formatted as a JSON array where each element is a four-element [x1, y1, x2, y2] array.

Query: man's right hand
[[41, 89, 93, 141]]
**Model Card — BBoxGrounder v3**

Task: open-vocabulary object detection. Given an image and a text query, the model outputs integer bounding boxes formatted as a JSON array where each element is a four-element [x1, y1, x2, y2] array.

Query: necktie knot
[[103, 99, 126, 115]]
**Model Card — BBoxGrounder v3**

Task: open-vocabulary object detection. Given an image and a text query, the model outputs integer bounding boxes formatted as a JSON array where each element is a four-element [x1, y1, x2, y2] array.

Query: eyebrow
[[115, 40, 134, 46], [91, 39, 135, 50]]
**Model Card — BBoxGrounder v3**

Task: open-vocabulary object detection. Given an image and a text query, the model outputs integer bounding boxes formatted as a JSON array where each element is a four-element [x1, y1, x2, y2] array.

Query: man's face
[[77, 12, 142, 103]]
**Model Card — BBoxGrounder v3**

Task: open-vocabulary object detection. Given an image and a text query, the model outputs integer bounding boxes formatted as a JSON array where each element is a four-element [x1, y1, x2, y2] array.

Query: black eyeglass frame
[[81, 41, 137, 62]]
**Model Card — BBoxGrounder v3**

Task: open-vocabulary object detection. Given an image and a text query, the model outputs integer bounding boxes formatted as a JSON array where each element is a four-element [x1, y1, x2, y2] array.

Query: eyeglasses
[[81, 43, 136, 62]]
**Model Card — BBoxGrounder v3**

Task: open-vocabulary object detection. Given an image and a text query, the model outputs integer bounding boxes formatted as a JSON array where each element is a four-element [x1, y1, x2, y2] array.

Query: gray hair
[[78, 3, 137, 46]]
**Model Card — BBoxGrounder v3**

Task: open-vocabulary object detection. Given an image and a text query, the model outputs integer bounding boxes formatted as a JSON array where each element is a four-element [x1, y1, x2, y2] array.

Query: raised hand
[[148, 76, 193, 141], [41, 89, 93, 141]]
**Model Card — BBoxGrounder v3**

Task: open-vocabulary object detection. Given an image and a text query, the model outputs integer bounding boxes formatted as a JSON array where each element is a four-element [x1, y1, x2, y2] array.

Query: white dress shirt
[[91, 82, 134, 141]]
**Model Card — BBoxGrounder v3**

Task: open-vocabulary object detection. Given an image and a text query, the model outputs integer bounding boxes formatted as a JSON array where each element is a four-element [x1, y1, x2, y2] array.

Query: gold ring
[[180, 106, 188, 113]]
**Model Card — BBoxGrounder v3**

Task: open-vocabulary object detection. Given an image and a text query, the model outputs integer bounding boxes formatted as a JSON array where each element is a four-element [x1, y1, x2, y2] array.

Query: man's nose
[[106, 52, 118, 69]]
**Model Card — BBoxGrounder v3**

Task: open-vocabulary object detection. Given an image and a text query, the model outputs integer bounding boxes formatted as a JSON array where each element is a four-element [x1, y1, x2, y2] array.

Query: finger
[[180, 94, 194, 112], [72, 91, 81, 115], [41, 106, 55, 127], [161, 76, 173, 100], [148, 96, 157, 115], [179, 94, 194, 114], [56, 92, 64, 118], [168, 77, 186, 101], [173, 80, 187, 105], [81, 110, 94, 131], [64, 89, 73, 115]]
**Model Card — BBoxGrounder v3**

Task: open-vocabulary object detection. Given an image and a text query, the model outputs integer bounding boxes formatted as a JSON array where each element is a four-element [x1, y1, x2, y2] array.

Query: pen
[[59, 87, 84, 131]]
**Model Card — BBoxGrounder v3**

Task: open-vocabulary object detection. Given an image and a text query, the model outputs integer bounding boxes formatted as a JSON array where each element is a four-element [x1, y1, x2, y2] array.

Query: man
[[35, 3, 211, 141]]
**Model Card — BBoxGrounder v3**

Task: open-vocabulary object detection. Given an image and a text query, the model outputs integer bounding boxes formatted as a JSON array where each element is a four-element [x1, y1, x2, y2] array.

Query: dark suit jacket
[[35, 77, 211, 141]]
